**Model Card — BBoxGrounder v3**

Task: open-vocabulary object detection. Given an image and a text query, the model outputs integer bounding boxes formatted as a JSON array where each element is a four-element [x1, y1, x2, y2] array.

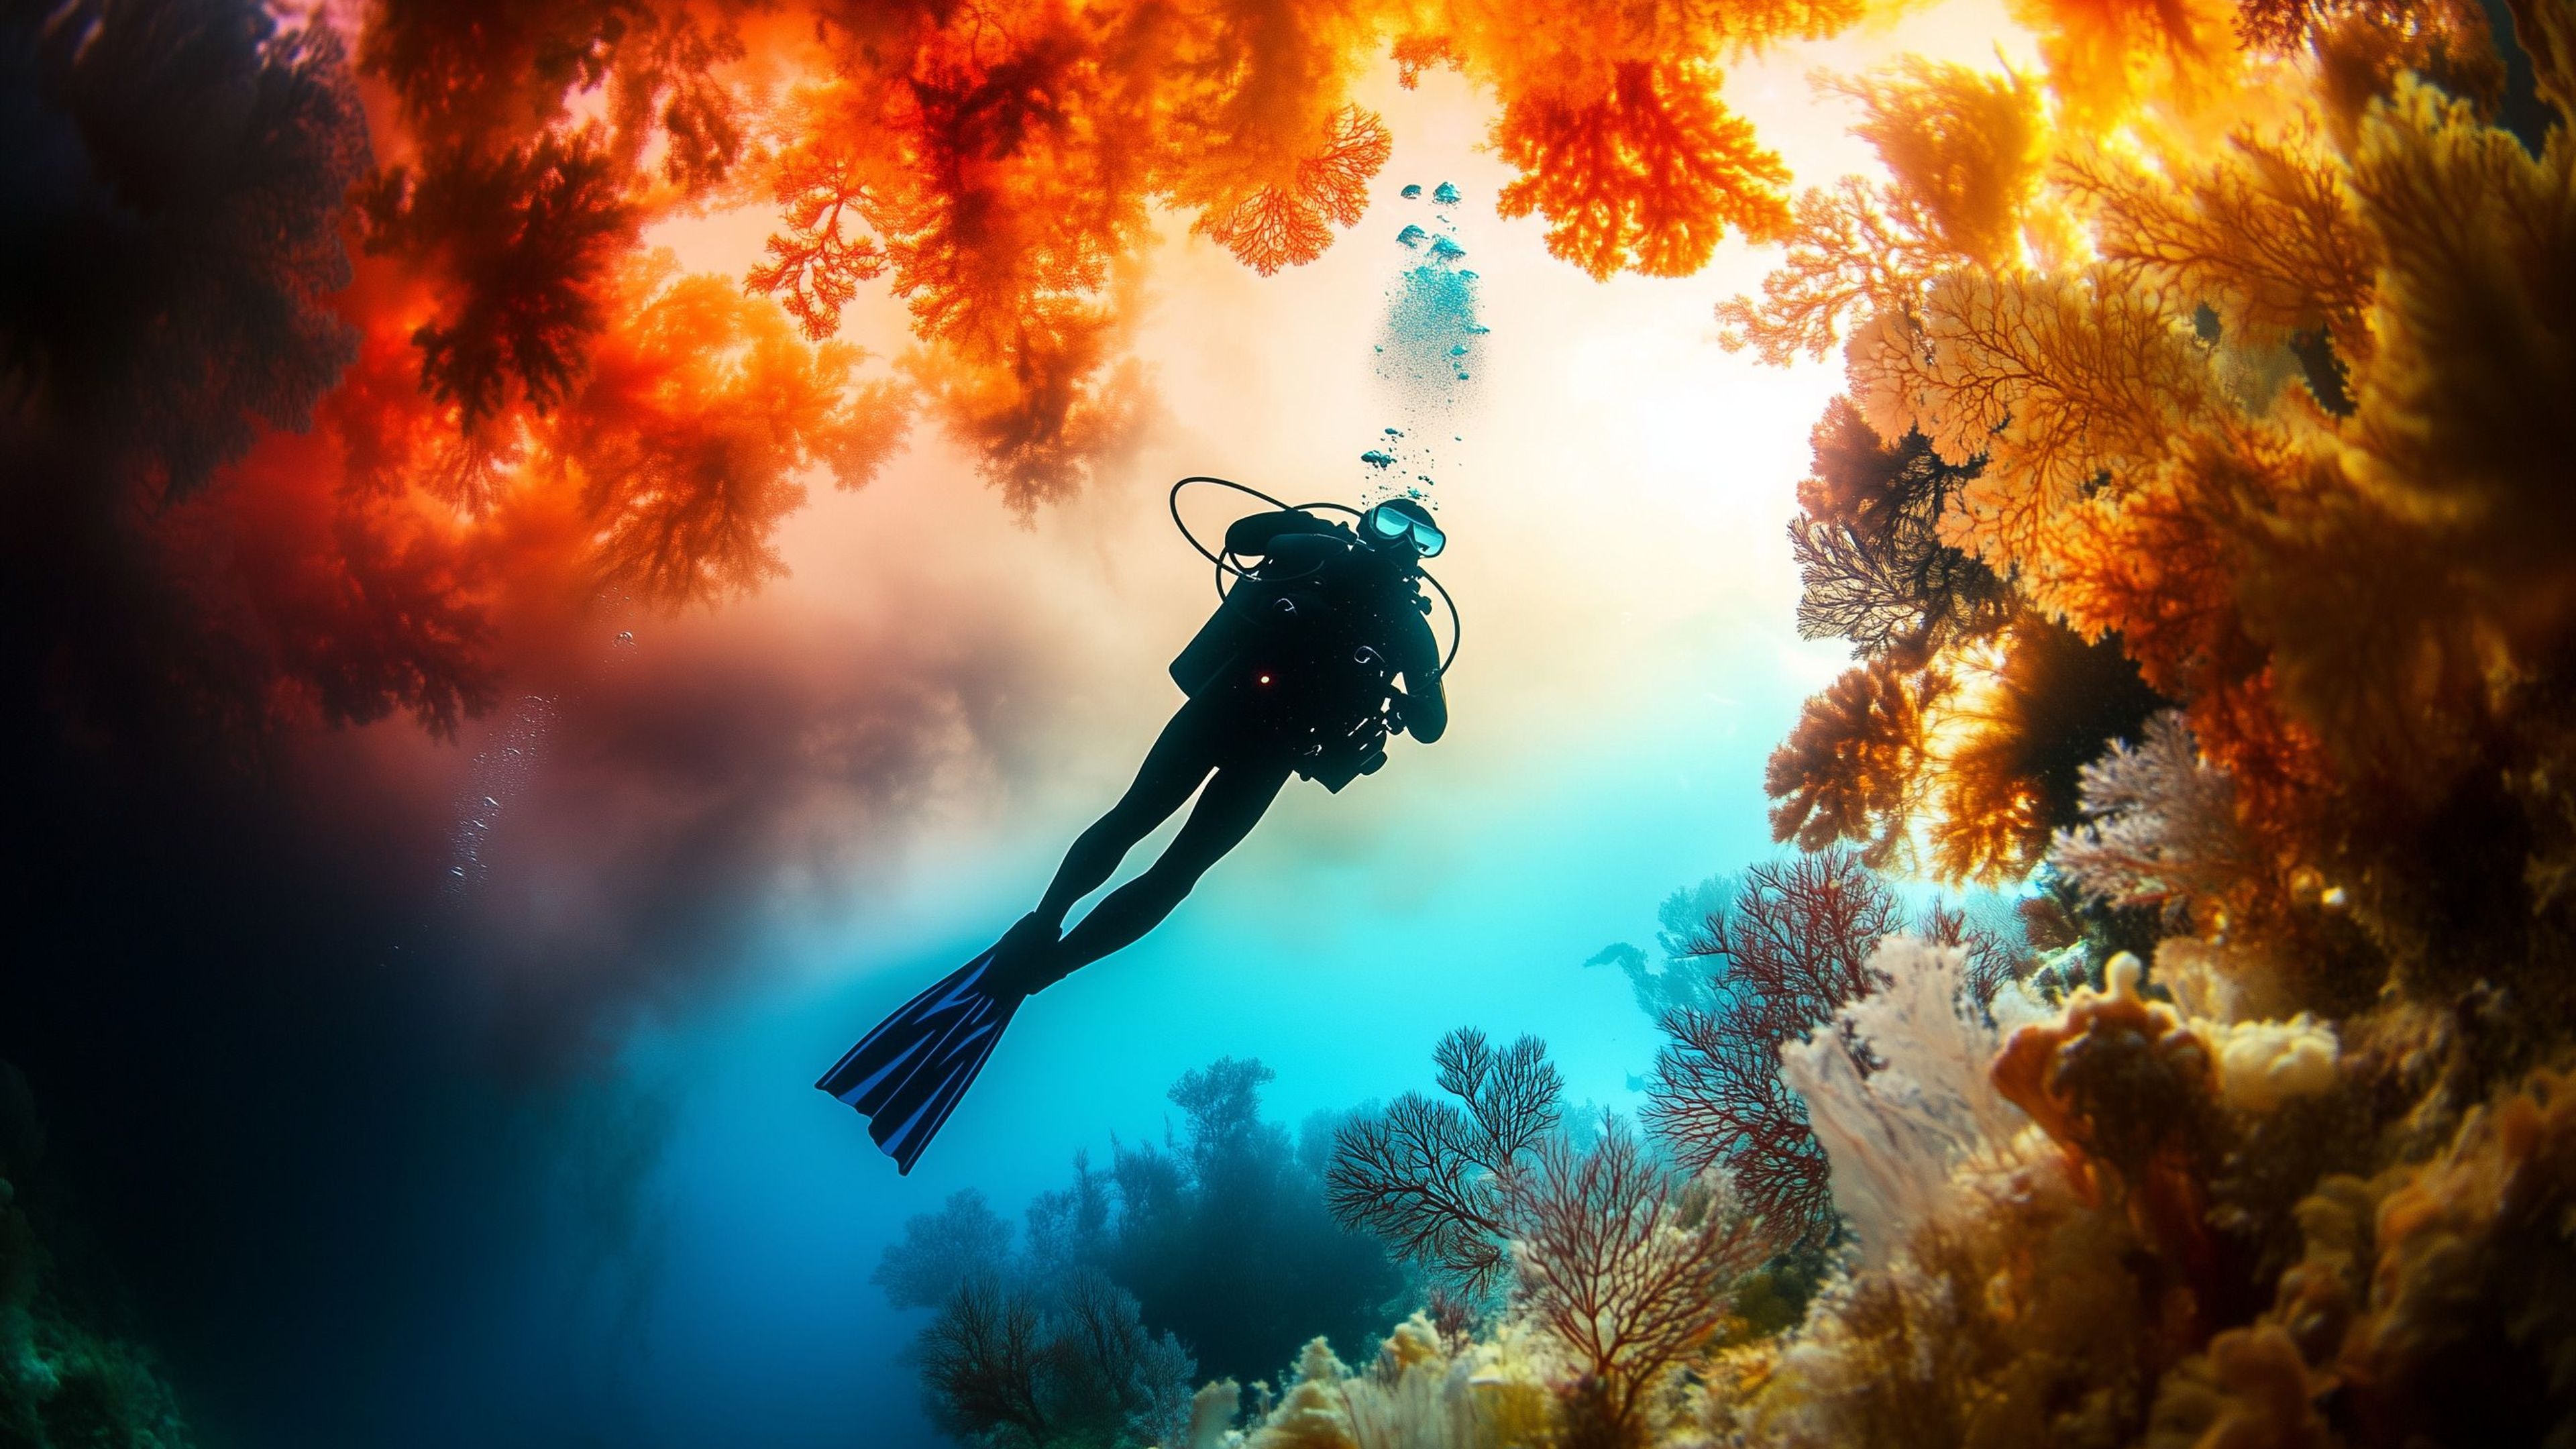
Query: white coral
[[2049, 712, 2252, 914], [1777, 937, 2031, 1266]]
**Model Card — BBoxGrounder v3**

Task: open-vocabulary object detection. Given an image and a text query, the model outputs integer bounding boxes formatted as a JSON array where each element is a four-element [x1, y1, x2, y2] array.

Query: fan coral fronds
[[1645, 849, 1904, 1249], [1326, 1029, 1565, 1295], [1833, 60, 2052, 272], [557, 254, 912, 607], [1788, 400, 2012, 664], [2051, 711, 2262, 924], [1766, 658, 1954, 869], [1193, 105, 1394, 276], [1505, 1122, 1772, 1438], [916, 1267, 1198, 1446], [1926, 620, 2169, 884], [362, 128, 642, 433], [1851, 267, 2219, 569]]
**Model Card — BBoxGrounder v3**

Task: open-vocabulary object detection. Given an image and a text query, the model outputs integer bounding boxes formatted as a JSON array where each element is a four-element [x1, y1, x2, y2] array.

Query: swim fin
[[816, 918, 1053, 1175]]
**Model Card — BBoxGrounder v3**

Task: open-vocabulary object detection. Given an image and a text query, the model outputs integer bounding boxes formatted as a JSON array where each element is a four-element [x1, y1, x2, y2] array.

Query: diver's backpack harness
[[1167, 476, 1458, 791]]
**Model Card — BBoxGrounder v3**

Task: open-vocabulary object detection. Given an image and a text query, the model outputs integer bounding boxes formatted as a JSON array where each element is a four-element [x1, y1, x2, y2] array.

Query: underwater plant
[[913, 1267, 1195, 1449], [1504, 1122, 1771, 1442]]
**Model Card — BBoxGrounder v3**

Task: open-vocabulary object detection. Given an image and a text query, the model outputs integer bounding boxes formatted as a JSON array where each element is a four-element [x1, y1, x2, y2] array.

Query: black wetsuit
[[1029, 510, 1445, 977]]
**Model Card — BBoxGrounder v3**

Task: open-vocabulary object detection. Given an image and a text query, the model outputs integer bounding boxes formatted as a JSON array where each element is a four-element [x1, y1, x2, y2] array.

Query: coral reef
[[1629, 850, 2025, 1251], [1324, 1039, 1774, 1447]]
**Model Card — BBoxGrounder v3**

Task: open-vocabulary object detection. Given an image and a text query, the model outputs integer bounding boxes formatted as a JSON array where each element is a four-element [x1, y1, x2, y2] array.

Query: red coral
[[1507, 1121, 1772, 1439], [1645, 849, 1907, 1249], [1326, 1028, 1564, 1295]]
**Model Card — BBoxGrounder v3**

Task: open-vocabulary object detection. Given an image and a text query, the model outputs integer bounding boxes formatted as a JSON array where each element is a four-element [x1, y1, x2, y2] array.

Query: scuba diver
[[818, 489, 1452, 1173]]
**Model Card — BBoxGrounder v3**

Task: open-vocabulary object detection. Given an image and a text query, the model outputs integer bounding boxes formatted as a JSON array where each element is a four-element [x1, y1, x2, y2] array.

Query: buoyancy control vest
[[1167, 529, 1413, 790]]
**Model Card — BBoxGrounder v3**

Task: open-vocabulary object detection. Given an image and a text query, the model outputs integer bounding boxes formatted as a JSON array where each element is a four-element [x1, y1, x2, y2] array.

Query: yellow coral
[[1249, 1339, 1359, 1449]]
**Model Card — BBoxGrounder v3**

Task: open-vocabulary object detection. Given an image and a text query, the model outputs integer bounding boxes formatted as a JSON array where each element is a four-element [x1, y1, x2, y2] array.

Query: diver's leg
[[1033, 698, 1223, 928], [1040, 757, 1295, 981]]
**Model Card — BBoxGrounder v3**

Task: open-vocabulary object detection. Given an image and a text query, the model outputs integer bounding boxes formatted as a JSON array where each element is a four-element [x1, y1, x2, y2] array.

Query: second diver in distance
[[819, 490, 1453, 1171]]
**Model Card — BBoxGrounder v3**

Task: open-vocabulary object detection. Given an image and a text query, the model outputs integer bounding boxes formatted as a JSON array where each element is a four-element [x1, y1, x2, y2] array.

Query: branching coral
[[1643, 849, 1904, 1248], [916, 1268, 1198, 1446], [2051, 711, 2265, 926], [1726, 0, 2576, 1005], [1643, 853, 2032, 1252], [1493, 60, 1792, 279], [1787, 399, 2013, 665], [1327, 1029, 1564, 1296], [1505, 1122, 1772, 1440]]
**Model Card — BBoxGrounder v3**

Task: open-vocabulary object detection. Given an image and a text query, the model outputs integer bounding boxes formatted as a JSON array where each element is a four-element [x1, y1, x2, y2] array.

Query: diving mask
[[1360, 501, 1446, 557]]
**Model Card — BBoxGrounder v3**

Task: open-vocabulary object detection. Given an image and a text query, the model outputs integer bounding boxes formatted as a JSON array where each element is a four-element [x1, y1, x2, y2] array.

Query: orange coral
[[1193, 105, 1393, 275], [1494, 60, 1791, 281], [1993, 955, 2221, 1324], [1766, 655, 1953, 869], [552, 254, 912, 608]]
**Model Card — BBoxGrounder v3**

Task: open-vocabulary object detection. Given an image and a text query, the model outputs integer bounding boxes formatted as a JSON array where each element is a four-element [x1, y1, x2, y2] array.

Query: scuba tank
[[1167, 522, 1404, 792], [1167, 519, 1350, 698]]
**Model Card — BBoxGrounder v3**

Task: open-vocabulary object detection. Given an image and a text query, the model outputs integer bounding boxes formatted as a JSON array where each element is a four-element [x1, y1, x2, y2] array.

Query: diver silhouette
[[818, 490, 1452, 1172]]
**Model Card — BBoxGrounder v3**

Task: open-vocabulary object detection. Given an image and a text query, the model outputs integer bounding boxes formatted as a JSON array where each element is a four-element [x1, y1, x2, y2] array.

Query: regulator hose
[[1167, 475, 1460, 676]]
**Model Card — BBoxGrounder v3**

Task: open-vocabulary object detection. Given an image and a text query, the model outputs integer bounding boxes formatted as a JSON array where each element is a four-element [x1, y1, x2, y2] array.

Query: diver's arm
[[1222, 509, 1342, 557], [1390, 609, 1447, 743]]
